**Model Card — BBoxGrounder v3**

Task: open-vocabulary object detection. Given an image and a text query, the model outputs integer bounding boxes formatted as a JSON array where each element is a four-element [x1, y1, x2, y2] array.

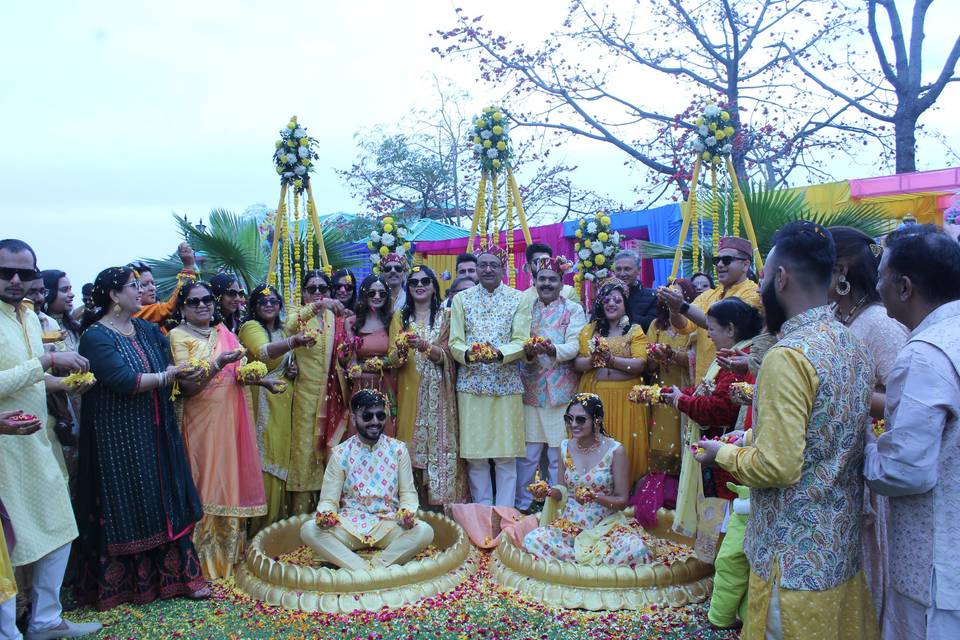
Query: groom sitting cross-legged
[[300, 389, 433, 570]]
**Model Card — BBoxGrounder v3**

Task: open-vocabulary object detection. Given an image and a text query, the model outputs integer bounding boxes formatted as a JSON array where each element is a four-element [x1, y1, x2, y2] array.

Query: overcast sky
[[1, 0, 956, 289]]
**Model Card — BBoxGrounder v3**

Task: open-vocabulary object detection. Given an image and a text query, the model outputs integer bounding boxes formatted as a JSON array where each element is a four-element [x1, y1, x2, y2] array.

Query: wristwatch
[[680, 301, 690, 314]]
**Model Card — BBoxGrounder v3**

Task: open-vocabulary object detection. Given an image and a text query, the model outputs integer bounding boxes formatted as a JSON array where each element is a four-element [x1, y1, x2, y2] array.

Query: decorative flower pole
[[367, 217, 412, 273], [267, 116, 331, 309], [669, 103, 763, 281], [466, 107, 533, 287], [573, 213, 621, 302]]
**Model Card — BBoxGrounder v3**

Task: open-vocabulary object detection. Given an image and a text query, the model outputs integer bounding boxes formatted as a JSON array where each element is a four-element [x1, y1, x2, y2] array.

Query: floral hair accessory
[[534, 255, 574, 274], [352, 387, 389, 408], [573, 392, 600, 403], [473, 244, 509, 265]]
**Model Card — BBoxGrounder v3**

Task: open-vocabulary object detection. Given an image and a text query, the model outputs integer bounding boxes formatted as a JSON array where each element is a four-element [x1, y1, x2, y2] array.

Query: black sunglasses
[[334, 283, 352, 291], [257, 297, 280, 307], [408, 277, 432, 287], [381, 265, 404, 273], [367, 290, 388, 299], [0, 267, 39, 282], [362, 410, 387, 422], [305, 285, 329, 295], [563, 414, 589, 425], [711, 255, 748, 267], [223, 288, 246, 298], [185, 295, 215, 307]]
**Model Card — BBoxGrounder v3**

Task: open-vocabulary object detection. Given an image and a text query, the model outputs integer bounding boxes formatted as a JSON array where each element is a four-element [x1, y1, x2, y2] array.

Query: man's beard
[[761, 278, 788, 334]]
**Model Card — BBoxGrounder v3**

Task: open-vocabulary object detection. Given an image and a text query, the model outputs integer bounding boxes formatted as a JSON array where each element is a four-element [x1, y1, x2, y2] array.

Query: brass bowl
[[490, 509, 713, 611], [235, 511, 478, 612]]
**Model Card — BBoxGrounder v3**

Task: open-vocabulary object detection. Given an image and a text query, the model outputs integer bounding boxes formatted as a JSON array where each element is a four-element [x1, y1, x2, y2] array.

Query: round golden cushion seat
[[491, 509, 714, 611], [235, 511, 477, 612]]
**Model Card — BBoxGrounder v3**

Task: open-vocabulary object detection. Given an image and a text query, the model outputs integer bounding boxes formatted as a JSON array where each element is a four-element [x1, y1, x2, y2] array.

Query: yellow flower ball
[[473, 136, 481, 144], [584, 239, 592, 248], [492, 125, 504, 135], [299, 138, 309, 147], [721, 111, 731, 121], [367, 241, 375, 249], [492, 159, 501, 168], [405, 242, 411, 250], [575, 229, 583, 238], [579, 220, 586, 227], [275, 166, 283, 174], [384, 224, 394, 233], [301, 158, 311, 166], [598, 232, 609, 242], [584, 259, 593, 268], [574, 273, 583, 282], [703, 151, 712, 161], [275, 140, 282, 148], [492, 112, 503, 121], [287, 121, 296, 129], [600, 216, 611, 226], [477, 119, 487, 128], [574, 242, 581, 250], [496, 141, 506, 151], [696, 117, 704, 126], [483, 140, 492, 149], [724, 126, 735, 137], [287, 140, 296, 147], [712, 155, 722, 164], [595, 254, 606, 266], [709, 122, 718, 132], [715, 130, 726, 141], [383, 216, 394, 225], [379, 246, 389, 256]]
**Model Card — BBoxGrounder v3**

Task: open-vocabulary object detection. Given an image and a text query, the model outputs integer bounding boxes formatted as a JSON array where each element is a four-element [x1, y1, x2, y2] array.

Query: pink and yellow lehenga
[[170, 323, 267, 580]]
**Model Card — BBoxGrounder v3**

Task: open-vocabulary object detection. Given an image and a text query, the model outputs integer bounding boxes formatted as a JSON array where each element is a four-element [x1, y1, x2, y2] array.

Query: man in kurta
[[300, 390, 433, 570], [131, 242, 197, 328], [659, 237, 761, 382], [696, 222, 878, 639], [866, 225, 960, 640], [516, 256, 586, 512], [519, 243, 580, 306], [0, 239, 101, 640], [449, 245, 532, 507]]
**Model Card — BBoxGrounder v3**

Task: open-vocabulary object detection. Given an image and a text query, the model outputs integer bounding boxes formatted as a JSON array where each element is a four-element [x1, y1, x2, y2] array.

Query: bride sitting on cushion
[[523, 393, 653, 566]]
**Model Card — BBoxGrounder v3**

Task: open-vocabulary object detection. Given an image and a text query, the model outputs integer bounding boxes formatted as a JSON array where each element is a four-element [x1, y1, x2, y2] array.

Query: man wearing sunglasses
[[131, 242, 198, 331], [449, 246, 532, 507], [658, 236, 761, 383], [300, 389, 432, 570], [379, 253, 409, 313], [0, 239, 102, 639]]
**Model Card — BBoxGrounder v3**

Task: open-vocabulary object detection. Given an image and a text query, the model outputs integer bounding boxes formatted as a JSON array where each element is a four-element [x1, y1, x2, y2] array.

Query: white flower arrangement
[[691, 102, 737, 165], [574, 211, 621, 285], [367, 216, 412, 271], [273, 117, 319, 194], [381, 233, 395, 247], [470, 106, 511, 173], [587, 222, 598, 234]]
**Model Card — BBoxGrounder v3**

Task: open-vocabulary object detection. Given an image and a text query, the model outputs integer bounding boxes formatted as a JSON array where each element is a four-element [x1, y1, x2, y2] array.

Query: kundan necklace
[[838, 294, 870, 326], [184, 322, 213, 338], [576, 435, 603, 454]]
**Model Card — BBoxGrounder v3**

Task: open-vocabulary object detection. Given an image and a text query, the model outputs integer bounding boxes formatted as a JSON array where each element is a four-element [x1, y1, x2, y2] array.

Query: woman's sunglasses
[[711, 255, 748, 267], [257, 297, 280, 307], [361, 410, 387, 422], [408, 277, 432, 287], [367, 290, 388, 299], [185, 295, 215, 308], [304, 285, 329, 295], [334, 283, 352, 291], [223, 288, 246, 298], [563, 414, 589, 426]]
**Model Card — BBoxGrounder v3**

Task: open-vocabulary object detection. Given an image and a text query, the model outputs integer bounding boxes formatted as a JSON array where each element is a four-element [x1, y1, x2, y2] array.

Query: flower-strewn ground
[[66, 553, 739, 640]]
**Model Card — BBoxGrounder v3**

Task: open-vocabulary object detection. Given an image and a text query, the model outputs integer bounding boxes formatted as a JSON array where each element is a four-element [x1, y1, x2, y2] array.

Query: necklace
[[575, 435, 603, 454], [838, 294, 870, 326], [103, 318, 134, 337], [184, 322, 213, 338]]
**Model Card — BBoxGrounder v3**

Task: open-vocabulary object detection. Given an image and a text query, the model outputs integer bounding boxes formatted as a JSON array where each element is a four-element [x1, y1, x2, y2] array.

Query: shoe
[[25, 619, 103, 639]]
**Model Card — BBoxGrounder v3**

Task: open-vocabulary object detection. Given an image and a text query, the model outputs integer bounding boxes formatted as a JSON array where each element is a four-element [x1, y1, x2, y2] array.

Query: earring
[[835, 275, 851, 296], [113, 305, 121, 318]]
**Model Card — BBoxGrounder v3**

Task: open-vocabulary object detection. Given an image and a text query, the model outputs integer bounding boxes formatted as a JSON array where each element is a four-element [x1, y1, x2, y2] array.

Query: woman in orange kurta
[[574, 278, 650, 487], [168, 280, 275, 580]]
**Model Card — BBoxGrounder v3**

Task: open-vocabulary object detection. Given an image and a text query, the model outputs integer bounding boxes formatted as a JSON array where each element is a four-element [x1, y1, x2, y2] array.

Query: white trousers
[[0, 542, 70, 640], [300, 520, 434, 571], [466, 458, 517, 507], [515, 443, 560, 510]]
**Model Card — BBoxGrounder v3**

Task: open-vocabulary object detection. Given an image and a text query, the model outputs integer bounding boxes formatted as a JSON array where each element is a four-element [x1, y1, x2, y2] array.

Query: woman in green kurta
[[238, 284, 313, 533], [284, 271, 343, 514]]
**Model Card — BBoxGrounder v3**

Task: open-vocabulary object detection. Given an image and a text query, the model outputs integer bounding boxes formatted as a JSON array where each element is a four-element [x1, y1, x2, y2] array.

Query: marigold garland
[[711, 165, 720, 276], [293, 191, 302, 295]]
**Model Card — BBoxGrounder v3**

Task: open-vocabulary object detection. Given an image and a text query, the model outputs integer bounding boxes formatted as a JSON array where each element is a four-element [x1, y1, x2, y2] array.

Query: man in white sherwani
[[0, 239, 101, 640]]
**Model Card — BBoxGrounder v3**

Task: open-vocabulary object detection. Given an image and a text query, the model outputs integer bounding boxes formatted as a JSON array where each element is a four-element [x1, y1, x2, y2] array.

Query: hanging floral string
[[711, 165, 720, 277], [293, 191, 302, 296], [690, 191, 700, 273], [506, 183, 515, 288], [281, 204, 292, 308], [306, 208, 315, 271]]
